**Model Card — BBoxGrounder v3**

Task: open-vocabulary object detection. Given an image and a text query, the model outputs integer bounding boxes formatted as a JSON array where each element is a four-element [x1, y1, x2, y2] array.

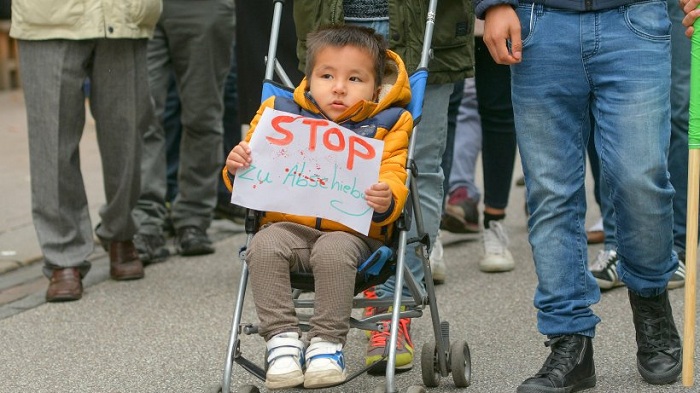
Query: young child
[[223, 25, 413, 389]]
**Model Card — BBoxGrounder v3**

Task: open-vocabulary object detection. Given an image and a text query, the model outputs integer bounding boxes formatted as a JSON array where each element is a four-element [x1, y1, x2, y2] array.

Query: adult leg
[[512, 7, 600, 338], [164, 74, 182, 204], [442, 78, 481, 234], [448, 78, 482, 202], [512, 8, 599, 391], [430, 80, 465, 285], [591, 9, 675, 295], [90, 39, 149, 243], [475, 36, 516, 272], [19, 39, 93, 277], [90, 38, 148, 281], [165, 0, 235, 232], [133, 23, 172, 238], [375, 83, 452, 299], [667, 0, 693, 255]]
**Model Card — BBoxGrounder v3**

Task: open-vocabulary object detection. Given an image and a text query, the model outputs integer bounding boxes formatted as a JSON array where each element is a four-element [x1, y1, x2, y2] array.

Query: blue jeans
[[667, 0, 694, 253], [514, 2, 676, 337], [448, 78, 482, 201], [586, 116, 617, 250]]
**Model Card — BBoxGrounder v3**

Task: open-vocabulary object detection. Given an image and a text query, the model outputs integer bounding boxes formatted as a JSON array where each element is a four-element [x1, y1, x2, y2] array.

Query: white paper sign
[[231, 107, 385, 235]]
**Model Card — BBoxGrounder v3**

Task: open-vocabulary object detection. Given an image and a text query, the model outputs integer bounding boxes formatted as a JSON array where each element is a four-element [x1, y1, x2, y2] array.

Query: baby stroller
[[218, 1, 471, 392]]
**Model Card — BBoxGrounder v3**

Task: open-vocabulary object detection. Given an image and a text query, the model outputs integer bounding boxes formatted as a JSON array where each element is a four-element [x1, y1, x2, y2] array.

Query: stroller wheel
[[420, 340, 440, 387], [449, 340, 471, 387]]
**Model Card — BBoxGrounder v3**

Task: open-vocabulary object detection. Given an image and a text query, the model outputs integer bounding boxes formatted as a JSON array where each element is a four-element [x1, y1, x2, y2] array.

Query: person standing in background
[[10, 0, 161, 301], [132, 0, 236, 262]]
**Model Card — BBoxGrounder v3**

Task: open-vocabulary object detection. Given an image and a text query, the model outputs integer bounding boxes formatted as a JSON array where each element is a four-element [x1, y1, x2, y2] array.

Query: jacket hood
[[293, 49, 412, 123]]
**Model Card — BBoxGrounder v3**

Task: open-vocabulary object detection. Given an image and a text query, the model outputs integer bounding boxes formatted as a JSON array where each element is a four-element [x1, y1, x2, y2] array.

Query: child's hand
[[365, 182, 392, 214], [225, 141, 252, 174]]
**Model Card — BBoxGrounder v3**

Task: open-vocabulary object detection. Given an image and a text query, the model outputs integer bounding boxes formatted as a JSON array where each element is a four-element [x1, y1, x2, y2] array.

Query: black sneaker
[[517, 335, 596, 393], [590, 250, 624, 290], [176, 226, 215, 256], [133, 233, 170, 265], [628, 290, 682, 385], [667, 252, 686, 290]]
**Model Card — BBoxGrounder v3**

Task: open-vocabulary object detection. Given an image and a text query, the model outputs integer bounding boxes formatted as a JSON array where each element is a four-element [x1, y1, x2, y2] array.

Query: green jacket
[[293, 0, 474, 84]]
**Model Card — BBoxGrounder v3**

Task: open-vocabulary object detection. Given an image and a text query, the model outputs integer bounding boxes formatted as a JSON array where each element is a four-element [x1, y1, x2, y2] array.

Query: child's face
[[308, 45, 379, 121]]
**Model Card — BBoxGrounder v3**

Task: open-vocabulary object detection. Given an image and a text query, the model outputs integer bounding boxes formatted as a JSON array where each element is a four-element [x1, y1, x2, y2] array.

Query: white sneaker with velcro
[[304, 337, 347, 388], [265, 332, 305, 390]]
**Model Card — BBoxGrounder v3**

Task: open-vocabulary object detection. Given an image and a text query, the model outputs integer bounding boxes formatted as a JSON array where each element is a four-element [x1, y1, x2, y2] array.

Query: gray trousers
[[133, 0, 235, 235], [19, 39, 149, 277], [247, 222, 382, 344]]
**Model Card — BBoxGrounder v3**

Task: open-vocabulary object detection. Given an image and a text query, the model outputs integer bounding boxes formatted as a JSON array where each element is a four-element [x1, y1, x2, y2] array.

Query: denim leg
[[599, 174, 617, 249], [513, 6, 599, 337], [587, 4, 675, 297], [448, 78, 482, 200], [667, 0, 692, 253], [587, 115, 617, 249], [376, 83, 452, 298], [514, 4, 675, 337]]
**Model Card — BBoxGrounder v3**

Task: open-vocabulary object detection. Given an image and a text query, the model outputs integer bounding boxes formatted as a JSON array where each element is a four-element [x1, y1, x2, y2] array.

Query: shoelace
[[636, 303, 676, 356], [484, 221, 509, 255], [369, 318, 412, 348], [535, 336, 578, 377], [363, 288, 378, 318], [589, 249, 617, 272]]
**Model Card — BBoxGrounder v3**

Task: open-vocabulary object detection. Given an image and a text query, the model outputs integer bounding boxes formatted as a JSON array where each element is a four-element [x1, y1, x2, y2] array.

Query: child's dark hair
[[305, 24, 388, 87]]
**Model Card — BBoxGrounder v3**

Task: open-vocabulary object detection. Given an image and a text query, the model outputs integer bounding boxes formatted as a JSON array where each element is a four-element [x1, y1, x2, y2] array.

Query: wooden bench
[[0, 20, 20, 90]]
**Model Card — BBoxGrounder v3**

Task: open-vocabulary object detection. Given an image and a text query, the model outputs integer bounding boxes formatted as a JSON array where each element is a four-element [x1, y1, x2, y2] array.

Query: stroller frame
[[219, 1, 471, 392]]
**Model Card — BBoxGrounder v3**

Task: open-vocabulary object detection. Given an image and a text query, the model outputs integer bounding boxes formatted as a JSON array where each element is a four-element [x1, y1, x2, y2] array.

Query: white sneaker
[[265, 332, 305, 390], [304, 337, 347, 389], [480, 220, 515, 272], [430, 231, 446, 285], [589, 249, 616, 271]]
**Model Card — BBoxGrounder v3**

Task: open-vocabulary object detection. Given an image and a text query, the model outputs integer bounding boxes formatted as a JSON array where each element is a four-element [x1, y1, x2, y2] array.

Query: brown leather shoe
[[109, 240, 145, 280], [46, 268, 83, 302]]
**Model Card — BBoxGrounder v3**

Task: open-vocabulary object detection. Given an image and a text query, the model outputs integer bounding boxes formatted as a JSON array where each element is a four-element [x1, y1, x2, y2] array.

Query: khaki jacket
[[10, 0, 161, 40]]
